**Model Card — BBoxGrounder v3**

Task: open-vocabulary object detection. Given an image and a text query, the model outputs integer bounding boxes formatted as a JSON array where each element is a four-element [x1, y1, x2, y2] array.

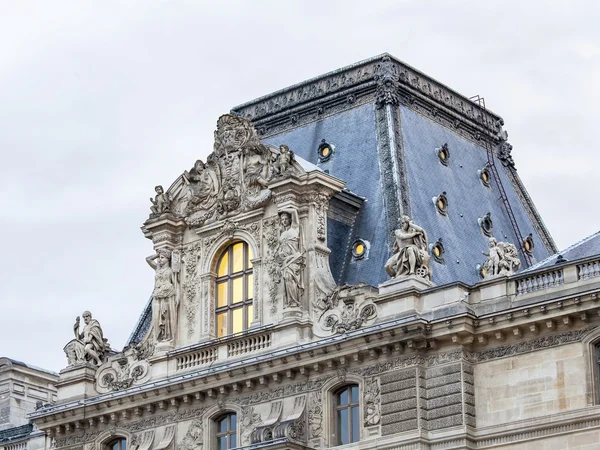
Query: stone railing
[[227, 332, 272, 358], [578, 259, 600, 280], [175, 347, 218, 371], [515, 268, 564, 296], [2, 443, 27, 450]]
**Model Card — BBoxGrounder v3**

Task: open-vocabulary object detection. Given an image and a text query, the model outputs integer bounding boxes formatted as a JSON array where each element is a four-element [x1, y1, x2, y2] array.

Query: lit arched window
[[334, 385, 360, 445], [216, 242, 254, 337], [106, 438, 126, 450], [216, 412, 237, 450]]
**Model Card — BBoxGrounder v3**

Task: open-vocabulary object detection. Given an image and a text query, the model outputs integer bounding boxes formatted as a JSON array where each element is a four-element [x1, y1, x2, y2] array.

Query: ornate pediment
[[160, 114, 302, 228]]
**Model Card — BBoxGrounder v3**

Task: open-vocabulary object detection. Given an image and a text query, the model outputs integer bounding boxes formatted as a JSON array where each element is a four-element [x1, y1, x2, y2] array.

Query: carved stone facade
[[19, 56, 600, 450]]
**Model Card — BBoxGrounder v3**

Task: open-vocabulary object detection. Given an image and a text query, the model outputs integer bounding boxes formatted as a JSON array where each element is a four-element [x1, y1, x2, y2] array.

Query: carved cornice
[[230, 53, 503, 141]]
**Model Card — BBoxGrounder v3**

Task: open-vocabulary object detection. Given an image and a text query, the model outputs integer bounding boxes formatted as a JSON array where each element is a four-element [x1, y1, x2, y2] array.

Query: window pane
[[247, 246, 253, 268], [247, 304, 253, 328], [247, 274, 253, 299], [217, 281, 228, 307], [231, 433, 236, 448], [232, 243, 244, 273], [232, 308, 243, 334], [217, 312, 228, 337], [230, 413, 237, 430], [351, 385, 359, 403], [351, 405, 360, 442], [121, 440, 127, 450], [338, 408, 348, 445], [232, 277, 243, 304], [219, 417, 228, 433], [339, 388, 348, 406], [217, 436, 226, 450], [217, 252, 229, 277]]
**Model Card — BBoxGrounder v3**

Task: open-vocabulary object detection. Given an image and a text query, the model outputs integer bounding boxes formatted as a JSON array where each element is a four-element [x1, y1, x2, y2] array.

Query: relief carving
[[96, 358, 149, 392], [64, 311, 110, 367], [364, 378, 381, 426], [240, 406, 262, 445], [177, 115, 300, 228], [182, 243, 202, 338], [180, 418, 203, 450], [314, 284, 377, 335], [263, 216, 281, 313], [375, 55, 400, 108], [385, 215, 432, 281], [307, 391, 323, 439], [147, 248, 180, 343]]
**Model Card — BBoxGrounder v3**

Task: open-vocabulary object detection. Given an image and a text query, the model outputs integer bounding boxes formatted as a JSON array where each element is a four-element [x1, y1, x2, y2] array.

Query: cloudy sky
[[1, 1, 599, 372]]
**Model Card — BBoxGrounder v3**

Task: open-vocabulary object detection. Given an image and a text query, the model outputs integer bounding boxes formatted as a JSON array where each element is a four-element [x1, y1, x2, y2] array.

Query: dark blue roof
[[0, 424, 33, 444], [525, 231, 600, 271]]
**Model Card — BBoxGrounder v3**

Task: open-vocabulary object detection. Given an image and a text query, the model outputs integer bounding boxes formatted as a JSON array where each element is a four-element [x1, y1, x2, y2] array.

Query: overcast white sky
[[1, 1, 599, 373]]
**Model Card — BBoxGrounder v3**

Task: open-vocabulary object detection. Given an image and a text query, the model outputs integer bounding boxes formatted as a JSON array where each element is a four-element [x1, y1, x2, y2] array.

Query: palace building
[[5, 53, 600, 450]]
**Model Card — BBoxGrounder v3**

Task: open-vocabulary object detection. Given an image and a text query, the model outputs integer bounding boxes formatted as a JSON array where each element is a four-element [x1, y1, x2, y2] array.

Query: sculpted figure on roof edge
[[149, 185, 171, 218], [64, 311, 110, 366], [385, 215, 431, 280], [482, 237, 521, 278]]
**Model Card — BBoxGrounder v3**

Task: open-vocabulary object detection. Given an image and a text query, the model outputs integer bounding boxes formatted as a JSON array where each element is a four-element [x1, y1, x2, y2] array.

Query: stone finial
[[482, 237, 521, 278], [64, 311, 110, 367], [385, 215, 432, 281]]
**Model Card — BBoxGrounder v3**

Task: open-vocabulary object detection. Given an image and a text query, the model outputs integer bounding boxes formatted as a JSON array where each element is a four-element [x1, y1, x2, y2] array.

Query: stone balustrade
[[2, 443, 27, 450], [227, 331, 272, 357], [515, 268, 564, 296], [577, 259, 600, 280], [175, 347, 218, 371]]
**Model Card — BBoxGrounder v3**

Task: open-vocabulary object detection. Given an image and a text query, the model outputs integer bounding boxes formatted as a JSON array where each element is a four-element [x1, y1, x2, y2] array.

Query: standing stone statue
[[482, 237, 521, 278], [65, 311, 110, 366], [385, 215, 431, 280], [275, 209, 305, 308], [147, 248, 179, 343]]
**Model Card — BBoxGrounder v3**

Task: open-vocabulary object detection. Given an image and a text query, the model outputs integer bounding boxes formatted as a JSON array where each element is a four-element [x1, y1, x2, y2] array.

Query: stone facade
[[10, 54, 600, 450]]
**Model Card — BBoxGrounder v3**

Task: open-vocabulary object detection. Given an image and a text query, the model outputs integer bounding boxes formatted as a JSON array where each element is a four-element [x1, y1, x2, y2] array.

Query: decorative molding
[[231, 54, 502, 141]]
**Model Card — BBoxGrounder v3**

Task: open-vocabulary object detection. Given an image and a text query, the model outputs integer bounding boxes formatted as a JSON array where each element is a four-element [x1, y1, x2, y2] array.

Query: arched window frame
[[214, 411, 238, 450], [320, 376, 363, 447], [94, 429, 132, 450], [582, 329, 600, 405], [204, 404, 241, 450], [214, 241, 254, 337], [200, 231, 261, 339]]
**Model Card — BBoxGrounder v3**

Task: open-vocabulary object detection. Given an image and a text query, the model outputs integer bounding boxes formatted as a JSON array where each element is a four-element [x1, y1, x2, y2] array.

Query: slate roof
[[0, 424, 33, 444], [524, 231, 600, 272], [0, 358, 58, 377]]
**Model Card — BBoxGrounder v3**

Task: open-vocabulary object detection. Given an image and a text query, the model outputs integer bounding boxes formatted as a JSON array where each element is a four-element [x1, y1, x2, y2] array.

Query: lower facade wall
[[474, 342, 588, 427], [489, 429, 600, 450]]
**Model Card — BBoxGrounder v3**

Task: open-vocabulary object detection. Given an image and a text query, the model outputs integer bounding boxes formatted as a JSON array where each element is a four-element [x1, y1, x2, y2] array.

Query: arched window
[[216, 412, 237, 450], [216, 242, 254, 337], [334, 385, 360, 445], [106, 438, 126, 450]]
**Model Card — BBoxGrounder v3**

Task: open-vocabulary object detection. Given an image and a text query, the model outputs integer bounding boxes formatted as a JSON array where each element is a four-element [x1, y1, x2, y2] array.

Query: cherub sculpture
[[149, 185, 171, 217]]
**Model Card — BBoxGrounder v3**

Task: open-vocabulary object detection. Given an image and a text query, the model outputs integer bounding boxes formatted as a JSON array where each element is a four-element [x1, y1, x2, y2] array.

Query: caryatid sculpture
[[385, 215, 432, 280], [65, 311, 110, 366], [147, 248, 180, 343], [276, 209, 305, 308], [482, 237, 521, 278]]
